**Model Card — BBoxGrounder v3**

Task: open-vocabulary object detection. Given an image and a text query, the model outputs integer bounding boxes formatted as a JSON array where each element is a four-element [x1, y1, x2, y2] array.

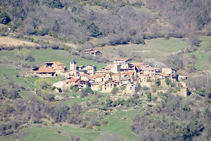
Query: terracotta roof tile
[[122, 72, 134, 75], [54, 62, 65, 65], [35, 67, 55, 73], [161, 73, 169, 77], [92, 74, 106, 78], [112, 73, 120, 76], [66, 78, 79, 83]]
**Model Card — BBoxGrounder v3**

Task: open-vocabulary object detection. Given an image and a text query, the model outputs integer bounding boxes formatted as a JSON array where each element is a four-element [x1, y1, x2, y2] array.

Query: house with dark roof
[[84, 49, 102, 56], [113, 58, 132, 64]]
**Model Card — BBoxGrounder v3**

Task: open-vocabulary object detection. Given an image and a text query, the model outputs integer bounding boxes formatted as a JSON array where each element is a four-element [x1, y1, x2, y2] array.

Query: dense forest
[[0, 0, 211, 45]]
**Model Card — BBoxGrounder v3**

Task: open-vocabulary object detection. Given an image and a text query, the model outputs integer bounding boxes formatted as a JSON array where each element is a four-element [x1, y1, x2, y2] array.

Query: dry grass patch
[[0, 36, 38, 47]]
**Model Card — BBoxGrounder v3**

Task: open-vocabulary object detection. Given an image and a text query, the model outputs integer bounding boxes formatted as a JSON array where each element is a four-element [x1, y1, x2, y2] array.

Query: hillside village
[[31, 50, 188, 97]]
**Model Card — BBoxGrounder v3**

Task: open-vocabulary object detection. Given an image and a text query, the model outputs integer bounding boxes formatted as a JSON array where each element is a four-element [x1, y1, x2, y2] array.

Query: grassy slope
[[96, 37, 189, 61], [0, 66, 34, 88], [0, 49, 106, 70], [15, 110, 138, 141], [187, 36, 211, 70], [0, 110, 138, 141]]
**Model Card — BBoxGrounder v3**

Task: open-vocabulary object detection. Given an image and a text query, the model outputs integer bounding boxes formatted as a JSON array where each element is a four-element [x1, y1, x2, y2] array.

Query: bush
[[64, 46, 71, 51], [0, 12, 11, 24], [111, 87, 118, 94], [143, 86, 149, 91], [70, 85, 75, 90], [44, 0, 64, 9], [73, 87, 79, 92], [165, 78, 170, 85], [84, 87, 94, 94], [121, 85, 126, 91], [156, 79, 161, 87]]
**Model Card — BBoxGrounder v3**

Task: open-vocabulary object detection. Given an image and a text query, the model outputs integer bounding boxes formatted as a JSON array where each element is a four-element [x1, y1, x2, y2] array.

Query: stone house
[[90, 50, 102, 56], [112, 73, 121, 81], [80, 74, 89, 81], [120, 63, 137, 72], [162, 68, 176, 76], [84, 65, 96, 74], [141, 67, 156, 77], [64, 77, 80, 89], [113, 58, 131, 64], [84, 49, 93, 54], [110, 64, 121, 73], [101, 81, 119, 93], [121, 71, 135, 82], [91, 74, 107, 83], [120, 78, 131, 85], [91, 83, 100, 91], [69, 70, 80, 78], [125, 84, 135, 94], [77, 80, 88, 89], [84, 49, 102, 56], [53, 62, 65, 69], [34, 67, 56, 77], [138, 74, 149, 82]]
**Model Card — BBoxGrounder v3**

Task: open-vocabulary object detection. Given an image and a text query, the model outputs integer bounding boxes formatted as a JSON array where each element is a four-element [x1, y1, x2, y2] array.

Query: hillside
[[1, 0, 211, 141], [0, 0, 210, 46]]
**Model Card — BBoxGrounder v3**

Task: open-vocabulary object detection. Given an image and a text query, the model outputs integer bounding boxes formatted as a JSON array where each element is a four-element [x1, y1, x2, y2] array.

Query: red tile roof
[[35, 67, 55, 73], [95, 71, 106, 74], [112, 73, 120, 76], [161, 73, 169, 77], [122, 72, 134, 75], [91, 74, 106, 78], [54, 62, 65, 65], [66, 78, 79, 83]]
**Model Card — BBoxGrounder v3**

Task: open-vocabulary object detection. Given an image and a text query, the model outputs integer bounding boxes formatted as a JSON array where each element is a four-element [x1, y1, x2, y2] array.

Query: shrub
[[0, 12, 11, 24], [121, 85, 126, 91], [111, 87, 118, 94], [73, 87, 79, 92], [64, 46, 71, 51], [143, 86, 149, 91], [84, 87, 94, 94], [146, 92, 151, 101], [165, 78, 170, 85], [70, 85, 75, 90], [156, 79, 161, 87], [52, 86, 56, 91]]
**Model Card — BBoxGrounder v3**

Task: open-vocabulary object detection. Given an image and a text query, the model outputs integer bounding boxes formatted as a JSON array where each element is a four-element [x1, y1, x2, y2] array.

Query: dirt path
[[64, 43, 77, 48]]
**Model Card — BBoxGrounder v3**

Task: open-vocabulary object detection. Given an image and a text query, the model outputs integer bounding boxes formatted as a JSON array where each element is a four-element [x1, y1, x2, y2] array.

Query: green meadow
[[13, 110, 137, 141], [0, 49, 106, 70], [96, 37, 189, 61]]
